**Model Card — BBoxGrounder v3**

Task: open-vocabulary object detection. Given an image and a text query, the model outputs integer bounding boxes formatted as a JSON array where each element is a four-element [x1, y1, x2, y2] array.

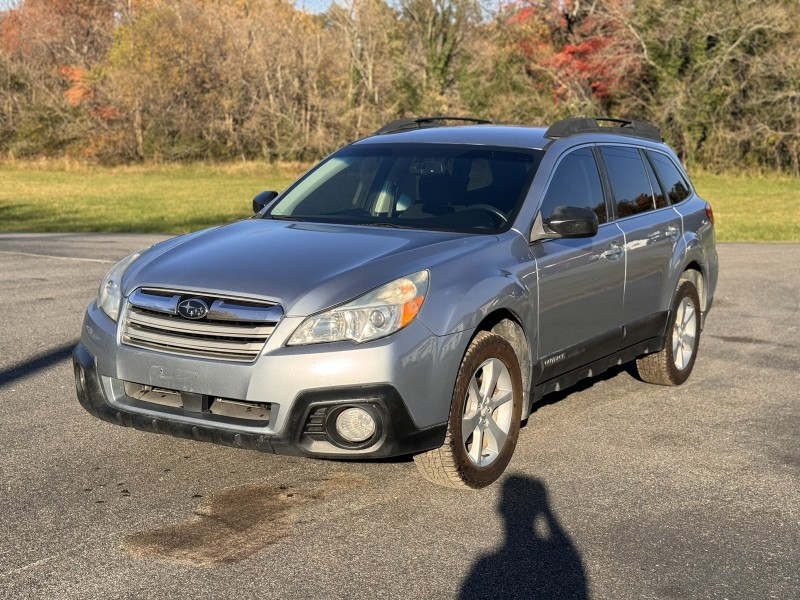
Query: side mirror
[[252, 190, 279, 214], [545, 206, 599, 238]]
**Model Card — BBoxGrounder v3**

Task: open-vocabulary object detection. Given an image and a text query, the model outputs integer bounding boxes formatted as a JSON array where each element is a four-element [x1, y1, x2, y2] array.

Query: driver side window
[[539, 147, 607, 224]]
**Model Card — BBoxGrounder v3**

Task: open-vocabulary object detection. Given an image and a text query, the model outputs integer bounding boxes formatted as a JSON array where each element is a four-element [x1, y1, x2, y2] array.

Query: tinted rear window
[[600, 146, 655, 218], [647, 151, 691, 204], [642, 152, 669, 209]]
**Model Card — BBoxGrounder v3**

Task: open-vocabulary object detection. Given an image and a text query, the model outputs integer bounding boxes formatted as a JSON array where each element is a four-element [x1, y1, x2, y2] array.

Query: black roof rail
[[373, 116, 492, 135], [544, 116, 662, 142]]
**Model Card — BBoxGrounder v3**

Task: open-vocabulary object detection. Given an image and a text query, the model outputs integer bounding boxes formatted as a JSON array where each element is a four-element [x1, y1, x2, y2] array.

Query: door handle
[[665, 225, 680, 241], [602, 242, 623, 261]]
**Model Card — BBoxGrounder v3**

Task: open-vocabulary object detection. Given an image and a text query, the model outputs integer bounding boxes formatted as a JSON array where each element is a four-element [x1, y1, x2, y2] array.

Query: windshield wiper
[[264, 214, 304, 221], [359, 222, 417, 229]]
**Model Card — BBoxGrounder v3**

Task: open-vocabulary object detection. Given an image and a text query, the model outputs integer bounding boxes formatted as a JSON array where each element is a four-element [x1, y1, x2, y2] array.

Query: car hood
[[124, 219, 497, 316]]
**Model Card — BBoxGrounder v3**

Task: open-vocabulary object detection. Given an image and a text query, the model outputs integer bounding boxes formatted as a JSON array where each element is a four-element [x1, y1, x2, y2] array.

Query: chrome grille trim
[[128, 290, 181, 314], [208, 299, 283, 322], [122, 288, 282, 363], [125, 311, 276, 338]]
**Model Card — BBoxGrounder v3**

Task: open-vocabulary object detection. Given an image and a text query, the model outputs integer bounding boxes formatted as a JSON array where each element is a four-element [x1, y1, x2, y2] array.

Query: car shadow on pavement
[[0, 340, 77, 388], [527, 364, 635, 421], [459, 475, 588, 600]]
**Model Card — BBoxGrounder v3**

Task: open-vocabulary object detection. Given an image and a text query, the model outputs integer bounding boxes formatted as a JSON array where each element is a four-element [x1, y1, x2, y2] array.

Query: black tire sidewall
[[665, 280, 702, 385], [447, 332, 523, 489]]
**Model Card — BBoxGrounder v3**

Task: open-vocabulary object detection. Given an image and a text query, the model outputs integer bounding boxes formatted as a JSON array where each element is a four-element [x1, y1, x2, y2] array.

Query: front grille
[[122, 288, 283, 363]]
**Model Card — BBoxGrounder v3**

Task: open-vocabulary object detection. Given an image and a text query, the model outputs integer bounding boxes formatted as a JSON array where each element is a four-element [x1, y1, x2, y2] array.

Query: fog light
[[335, 407, 377, 443]]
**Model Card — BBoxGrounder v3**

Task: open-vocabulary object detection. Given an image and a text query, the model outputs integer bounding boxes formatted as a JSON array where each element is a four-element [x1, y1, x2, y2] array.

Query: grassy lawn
[[0, 162, 798, 241], [692, 171, 800, 242], [0, 161, 305, 235]]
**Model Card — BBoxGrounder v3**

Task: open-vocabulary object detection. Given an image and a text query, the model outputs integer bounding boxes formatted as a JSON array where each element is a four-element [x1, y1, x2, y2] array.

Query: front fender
[[419, 236, 536, 338], [421, 274, 533, 337]]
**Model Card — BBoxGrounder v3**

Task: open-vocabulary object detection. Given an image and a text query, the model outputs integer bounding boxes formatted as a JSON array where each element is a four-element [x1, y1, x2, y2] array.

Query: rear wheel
[[636, 279, 701, 386], [414, 331, 522, 489]]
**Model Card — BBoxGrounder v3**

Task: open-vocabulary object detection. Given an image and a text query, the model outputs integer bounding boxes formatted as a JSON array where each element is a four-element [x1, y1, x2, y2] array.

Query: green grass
[[0, 161, 306, 234], [691, 171, 800, 242], [0, 162, 798, 241]]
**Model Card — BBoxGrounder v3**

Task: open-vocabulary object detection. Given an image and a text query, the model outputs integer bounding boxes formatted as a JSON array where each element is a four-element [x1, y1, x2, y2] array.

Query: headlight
[[97, 251, 142, 322], [288, 271, 429, 345]]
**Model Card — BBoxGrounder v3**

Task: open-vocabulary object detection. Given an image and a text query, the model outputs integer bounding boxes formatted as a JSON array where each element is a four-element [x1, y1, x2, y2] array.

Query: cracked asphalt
[[0, 233, 798, 599]]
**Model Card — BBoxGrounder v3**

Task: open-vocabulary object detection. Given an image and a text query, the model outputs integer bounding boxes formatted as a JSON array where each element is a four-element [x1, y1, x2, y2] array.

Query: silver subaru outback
[[74, 116, 718, 489]]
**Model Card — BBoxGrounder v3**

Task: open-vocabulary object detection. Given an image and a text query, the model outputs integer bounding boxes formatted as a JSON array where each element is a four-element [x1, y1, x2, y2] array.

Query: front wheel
[[636, 279, 702, 386], [414, 331, 522, 489]]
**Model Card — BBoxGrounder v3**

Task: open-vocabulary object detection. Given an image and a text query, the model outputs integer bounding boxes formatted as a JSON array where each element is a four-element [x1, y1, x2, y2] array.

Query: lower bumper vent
[[123, 381, 271, 424]]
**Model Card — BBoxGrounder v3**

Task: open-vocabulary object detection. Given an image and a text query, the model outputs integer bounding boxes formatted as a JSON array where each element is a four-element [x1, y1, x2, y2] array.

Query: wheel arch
[[670, 225, 711, 326], [473, 309, 534, 420], [679, 260, 708, 328]]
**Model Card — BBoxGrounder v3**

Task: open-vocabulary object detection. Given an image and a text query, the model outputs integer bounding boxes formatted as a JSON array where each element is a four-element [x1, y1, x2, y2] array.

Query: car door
[[598, 145, 683, 347], [530, 146, 625, 382]]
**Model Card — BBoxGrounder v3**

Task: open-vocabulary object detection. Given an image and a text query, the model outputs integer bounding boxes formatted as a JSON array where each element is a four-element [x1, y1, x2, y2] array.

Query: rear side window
[[600, 146, 655, 218], [647, 151, 691, 204], [642, 154, 668, 209], [539, 147, 607, 224]]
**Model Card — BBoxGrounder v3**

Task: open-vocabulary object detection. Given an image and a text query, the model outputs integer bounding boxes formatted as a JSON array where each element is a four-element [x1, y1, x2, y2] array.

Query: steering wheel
[[464, 204, 509, 225]]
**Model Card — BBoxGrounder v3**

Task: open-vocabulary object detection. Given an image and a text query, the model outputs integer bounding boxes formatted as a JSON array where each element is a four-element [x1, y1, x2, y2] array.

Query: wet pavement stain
[[123, 472, 367, 567]]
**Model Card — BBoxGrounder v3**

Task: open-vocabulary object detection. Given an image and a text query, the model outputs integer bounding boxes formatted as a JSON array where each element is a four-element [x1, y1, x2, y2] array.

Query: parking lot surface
[[1, 233, 798, 599]]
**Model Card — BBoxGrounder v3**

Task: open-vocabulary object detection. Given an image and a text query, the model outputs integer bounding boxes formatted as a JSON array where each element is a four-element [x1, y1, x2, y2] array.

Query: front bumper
[[74, 300, 462, 458], [74, 342, 447, 458]]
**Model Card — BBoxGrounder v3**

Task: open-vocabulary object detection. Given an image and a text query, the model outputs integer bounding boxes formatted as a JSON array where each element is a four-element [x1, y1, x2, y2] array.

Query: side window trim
[[592, 145, 617, 221]]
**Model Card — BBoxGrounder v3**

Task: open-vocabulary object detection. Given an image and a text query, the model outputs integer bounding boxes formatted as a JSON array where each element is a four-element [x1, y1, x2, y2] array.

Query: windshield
[[265, 144, 543, 233]]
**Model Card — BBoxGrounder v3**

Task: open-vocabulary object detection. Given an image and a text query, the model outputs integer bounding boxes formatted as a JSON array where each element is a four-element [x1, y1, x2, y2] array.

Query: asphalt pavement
[[0, 233, 798, 599]]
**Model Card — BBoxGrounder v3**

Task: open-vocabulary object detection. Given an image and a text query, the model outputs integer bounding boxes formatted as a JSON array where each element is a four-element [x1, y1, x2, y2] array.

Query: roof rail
[[544, 117, 662, 142], [373, 116, 492, 135]]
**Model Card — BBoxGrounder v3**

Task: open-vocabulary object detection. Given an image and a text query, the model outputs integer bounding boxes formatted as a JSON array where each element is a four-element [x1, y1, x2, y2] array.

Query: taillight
[[705, 203, 714, 225]]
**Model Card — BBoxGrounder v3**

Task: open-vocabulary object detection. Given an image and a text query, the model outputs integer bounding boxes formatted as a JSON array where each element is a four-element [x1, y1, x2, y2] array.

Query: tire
[[414, 331, 523, 489], [636, 279, 701, 386]]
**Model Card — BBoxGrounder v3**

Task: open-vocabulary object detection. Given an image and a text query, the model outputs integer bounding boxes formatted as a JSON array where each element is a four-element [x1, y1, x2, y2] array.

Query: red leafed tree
[[503, 0, 644, 113], [59, 65, 92, 106]]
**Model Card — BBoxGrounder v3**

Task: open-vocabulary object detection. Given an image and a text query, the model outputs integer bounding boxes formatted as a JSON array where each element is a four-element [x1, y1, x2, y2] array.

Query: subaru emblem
[[177, 298, 209, 320]]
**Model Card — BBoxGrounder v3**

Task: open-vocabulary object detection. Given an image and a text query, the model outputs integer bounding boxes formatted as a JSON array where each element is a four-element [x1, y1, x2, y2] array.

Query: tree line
[[1, 0, 798, 173]]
